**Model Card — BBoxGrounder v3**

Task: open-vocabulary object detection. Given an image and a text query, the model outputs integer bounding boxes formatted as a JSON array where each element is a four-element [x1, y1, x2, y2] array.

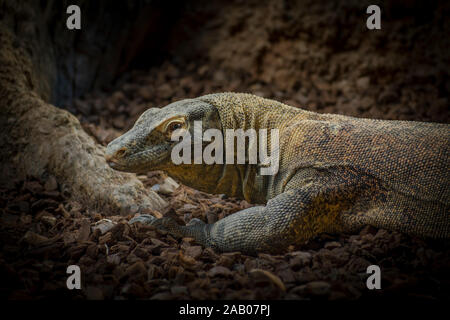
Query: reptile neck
[[166, 93, 324, 203], [162, 163, 238, 197], [198, 92, 318, 131], [196, 93, 322, 201]]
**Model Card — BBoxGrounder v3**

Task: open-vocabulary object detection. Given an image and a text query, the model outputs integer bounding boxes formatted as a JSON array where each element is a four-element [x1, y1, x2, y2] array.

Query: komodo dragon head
[[105, 98, 221, 173]]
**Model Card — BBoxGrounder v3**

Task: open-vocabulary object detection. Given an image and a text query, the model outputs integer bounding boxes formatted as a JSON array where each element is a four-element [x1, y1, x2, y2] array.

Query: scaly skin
[[106, 93, 450, 254]]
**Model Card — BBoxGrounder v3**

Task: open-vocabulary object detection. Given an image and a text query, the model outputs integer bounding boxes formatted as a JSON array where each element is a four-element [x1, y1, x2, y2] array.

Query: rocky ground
[[1, 172, 449, 300], [1, 0, 449, 300], [1, 59, 449, 300]]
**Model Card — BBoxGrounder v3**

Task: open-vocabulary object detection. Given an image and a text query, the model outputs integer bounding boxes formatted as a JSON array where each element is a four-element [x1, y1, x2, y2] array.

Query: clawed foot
[[130, 215, 205, 228], [186, 218, 206, 227], [129, 215, 208, 243], [129, 214, 157, 225], [129, 214, 184, 236]]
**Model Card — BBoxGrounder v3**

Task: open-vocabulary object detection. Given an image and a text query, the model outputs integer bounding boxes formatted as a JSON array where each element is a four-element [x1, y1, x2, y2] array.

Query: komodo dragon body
[[106, 93, 449, 254]]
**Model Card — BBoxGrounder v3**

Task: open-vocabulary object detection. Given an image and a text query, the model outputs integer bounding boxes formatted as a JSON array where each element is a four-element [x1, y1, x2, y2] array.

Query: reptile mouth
[[106, 159, 125, 170], [106, 146, 170, 172]]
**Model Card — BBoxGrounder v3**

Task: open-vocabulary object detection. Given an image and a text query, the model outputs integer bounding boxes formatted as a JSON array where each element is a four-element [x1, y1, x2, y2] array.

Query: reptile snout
[[105, 144, 128, 168]]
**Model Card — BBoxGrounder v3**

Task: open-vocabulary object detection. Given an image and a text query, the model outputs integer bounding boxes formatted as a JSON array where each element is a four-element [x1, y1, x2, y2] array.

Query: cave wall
[[1, 0, 448, 123], [0, 0, 181, 105], [162, 0, 449, 122]]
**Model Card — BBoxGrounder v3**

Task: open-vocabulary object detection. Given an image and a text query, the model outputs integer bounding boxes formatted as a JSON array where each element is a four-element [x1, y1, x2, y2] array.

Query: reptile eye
[[167, 122, 183, 132]]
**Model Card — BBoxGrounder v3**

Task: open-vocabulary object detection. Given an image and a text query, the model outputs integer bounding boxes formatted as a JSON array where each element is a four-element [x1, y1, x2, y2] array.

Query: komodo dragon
[[105, 93, 449, 254]]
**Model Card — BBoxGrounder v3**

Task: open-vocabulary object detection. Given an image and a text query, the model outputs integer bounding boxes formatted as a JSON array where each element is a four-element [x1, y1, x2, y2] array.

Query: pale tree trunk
[[0, 1, 168, 215]]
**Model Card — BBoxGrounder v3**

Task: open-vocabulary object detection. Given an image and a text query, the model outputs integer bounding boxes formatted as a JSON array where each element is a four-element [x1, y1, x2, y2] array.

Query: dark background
[[0, 0, 449, 300]]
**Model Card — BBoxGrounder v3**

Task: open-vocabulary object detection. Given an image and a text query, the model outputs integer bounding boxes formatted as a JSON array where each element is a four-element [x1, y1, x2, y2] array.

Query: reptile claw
[[129, 214, 157, 225], [130, 215, 181, 235], [186, 218, 206, 227]]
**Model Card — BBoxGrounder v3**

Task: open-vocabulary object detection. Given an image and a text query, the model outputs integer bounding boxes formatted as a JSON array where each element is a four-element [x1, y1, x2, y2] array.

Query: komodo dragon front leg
[[131, 191, 308, 254], [130, 177, 362, 255]]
